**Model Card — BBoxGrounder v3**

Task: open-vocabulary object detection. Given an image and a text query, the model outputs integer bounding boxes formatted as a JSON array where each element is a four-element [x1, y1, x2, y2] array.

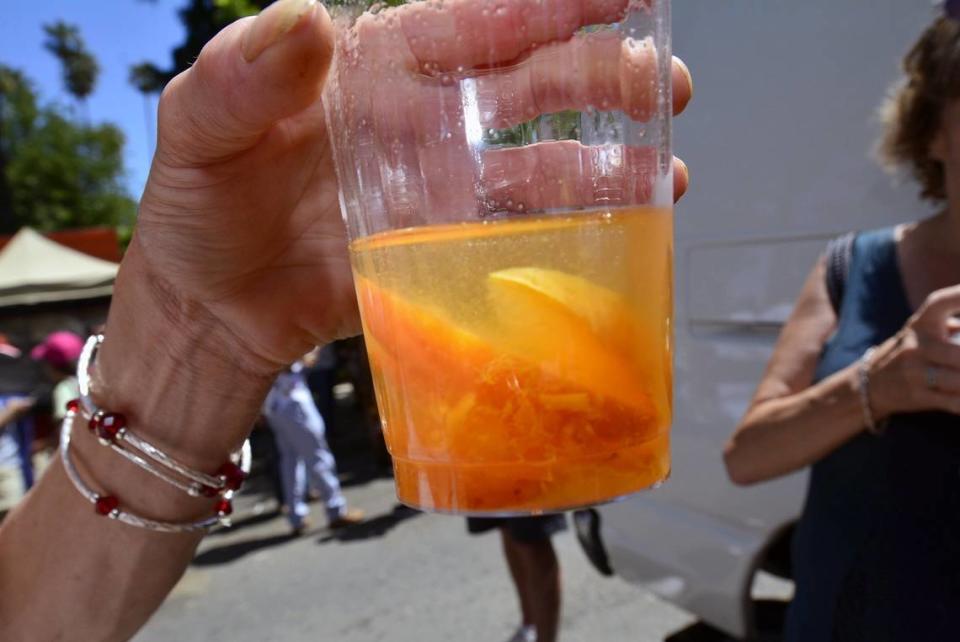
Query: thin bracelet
[[60, 409, 231, 533], [78, 334, 249, 495], [85, 422, 252, 498], [857, 347, 886, 436]]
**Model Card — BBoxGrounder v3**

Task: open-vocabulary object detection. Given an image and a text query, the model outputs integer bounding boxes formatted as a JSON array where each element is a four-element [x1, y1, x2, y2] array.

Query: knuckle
[[928, 289, 946, 306]]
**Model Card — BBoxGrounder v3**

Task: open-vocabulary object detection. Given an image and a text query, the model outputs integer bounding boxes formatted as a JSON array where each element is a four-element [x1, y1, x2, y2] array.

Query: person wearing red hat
[[30, 331, 83, 424]]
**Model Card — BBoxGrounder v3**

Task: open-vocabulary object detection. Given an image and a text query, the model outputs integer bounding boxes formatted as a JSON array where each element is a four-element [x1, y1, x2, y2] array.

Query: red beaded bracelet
[[76, 335, 250, 498], [60, 407, 236, 532]]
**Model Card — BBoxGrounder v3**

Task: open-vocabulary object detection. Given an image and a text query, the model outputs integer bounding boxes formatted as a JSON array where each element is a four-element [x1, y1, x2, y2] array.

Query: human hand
[[868, 285, 960, 418], [133, 0, 692, 376]]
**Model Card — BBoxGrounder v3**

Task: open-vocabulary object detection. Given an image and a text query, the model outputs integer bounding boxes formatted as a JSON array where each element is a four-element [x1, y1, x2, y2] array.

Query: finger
[[918, 389, 960, 415], [359, 0, 629, 72], [948, 316, 960, 336], [920, 337, 960, 369], [478, 141, 685, 210], [675, 158, 689, 201], [157, 0, 334, 165], [472, 33, 691, 127], [918, 285, 960, 339], [929, 366, 960, 394]]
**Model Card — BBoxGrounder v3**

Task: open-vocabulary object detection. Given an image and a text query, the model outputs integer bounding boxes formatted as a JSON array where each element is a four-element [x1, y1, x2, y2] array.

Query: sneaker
[[506, 625, 537, 642], [329, 507, 365, 529]]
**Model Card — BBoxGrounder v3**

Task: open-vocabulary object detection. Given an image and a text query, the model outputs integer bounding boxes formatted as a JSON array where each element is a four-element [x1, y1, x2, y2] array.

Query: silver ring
[[926, 365, 940, 391]]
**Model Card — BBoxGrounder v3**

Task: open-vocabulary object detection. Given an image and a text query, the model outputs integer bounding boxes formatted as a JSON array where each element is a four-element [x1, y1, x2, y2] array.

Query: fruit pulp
[[350, 208, 673, 514]]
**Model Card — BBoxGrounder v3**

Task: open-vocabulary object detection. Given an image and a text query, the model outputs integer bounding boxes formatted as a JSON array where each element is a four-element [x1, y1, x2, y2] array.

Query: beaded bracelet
[[77, 334, 249, 497], [60, 407, 242, 532]]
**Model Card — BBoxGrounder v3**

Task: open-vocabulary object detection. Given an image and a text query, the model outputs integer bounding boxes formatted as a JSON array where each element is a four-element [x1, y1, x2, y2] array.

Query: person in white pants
[[263, 350, 363, 535]]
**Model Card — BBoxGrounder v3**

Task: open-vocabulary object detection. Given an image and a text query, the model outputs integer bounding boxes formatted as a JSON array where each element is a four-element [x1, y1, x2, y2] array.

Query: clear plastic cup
[[323, 0, 673, 514]]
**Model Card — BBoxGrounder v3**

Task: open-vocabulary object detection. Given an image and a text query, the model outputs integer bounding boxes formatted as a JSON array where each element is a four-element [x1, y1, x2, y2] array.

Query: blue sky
[[1, 0, 187, 198]]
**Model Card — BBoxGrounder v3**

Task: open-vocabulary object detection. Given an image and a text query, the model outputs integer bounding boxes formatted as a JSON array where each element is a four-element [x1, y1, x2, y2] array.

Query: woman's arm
[[0, 1, 698, 638], [0, 248, 273, 641], [725, 260, 960, 486], [723, 257, 865, 485]]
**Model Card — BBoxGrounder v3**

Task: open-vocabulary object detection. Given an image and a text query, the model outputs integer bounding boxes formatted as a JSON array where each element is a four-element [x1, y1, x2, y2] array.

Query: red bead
[[93, 413, 127, 441], [214, 498, 233, 516], [216, 462, 246, 491], [66, 398, 80, 413], [95, 495, 119, 516]]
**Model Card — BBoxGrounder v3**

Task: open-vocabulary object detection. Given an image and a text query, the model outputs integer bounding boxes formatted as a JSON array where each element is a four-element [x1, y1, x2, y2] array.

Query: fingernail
[[673, 55, 693, 100], [242, 0, 317, 63]]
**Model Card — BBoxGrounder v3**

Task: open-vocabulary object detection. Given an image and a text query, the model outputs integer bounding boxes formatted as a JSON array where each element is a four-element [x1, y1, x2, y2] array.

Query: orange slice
[[487, 267, 666, 418]]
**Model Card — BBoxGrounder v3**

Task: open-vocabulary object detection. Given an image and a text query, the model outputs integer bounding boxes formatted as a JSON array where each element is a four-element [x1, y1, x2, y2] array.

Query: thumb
[[157, 0, 334, 165]]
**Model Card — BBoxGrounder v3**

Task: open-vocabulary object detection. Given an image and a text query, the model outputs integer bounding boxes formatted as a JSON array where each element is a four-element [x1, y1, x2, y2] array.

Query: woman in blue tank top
[[725, 11, 960, 641]]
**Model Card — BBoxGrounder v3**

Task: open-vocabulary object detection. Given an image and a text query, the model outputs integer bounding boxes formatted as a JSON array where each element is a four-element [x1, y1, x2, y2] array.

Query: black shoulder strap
[[825, 232, 856, 315]]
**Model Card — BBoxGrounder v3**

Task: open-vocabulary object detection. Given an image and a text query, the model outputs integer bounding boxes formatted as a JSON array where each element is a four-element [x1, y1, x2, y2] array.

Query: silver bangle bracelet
[[60, 409, 231, 533], [857, 347, 886, 436], [77, 334, 250, 496]]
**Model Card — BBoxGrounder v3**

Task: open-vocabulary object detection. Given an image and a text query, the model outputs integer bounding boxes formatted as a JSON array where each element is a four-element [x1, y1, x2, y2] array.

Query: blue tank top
[[786, 228, 960, 642]]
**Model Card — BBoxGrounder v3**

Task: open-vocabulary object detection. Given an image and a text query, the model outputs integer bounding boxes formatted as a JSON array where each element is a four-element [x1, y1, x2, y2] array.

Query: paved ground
[[136, 474, 788, 642]]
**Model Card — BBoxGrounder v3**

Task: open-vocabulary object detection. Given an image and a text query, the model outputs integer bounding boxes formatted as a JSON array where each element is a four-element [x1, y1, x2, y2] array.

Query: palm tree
[[43, 21, 100, 115]]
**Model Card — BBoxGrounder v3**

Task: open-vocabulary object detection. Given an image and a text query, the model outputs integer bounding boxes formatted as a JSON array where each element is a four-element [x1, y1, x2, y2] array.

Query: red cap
[[31, 331, 83, 370]]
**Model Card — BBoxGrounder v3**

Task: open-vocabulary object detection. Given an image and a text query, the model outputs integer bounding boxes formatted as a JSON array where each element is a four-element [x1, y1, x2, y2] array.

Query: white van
[[575, 2, 937, 639]]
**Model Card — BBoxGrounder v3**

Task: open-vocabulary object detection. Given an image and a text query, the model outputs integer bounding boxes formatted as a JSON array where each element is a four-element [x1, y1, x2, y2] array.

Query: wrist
[[92, 240, 276, 472], [863, 337, 899, 422]]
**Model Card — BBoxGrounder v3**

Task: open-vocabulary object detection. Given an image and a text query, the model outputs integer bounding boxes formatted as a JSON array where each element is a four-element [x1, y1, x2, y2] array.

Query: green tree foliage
[[131, 0, 403, 93], [43, 21, 100, 103], [131, 0, 271, 93], [0, 65, 135, 235]]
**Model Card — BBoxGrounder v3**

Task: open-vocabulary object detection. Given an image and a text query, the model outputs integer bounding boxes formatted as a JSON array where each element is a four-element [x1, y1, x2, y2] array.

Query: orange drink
[[351, 208, 673, 514]]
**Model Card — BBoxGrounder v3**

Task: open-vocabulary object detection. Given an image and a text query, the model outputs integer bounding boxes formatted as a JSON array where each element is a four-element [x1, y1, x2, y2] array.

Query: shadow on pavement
[[317, 504, 421, 544], [192, 532, 296, 567], [664, 600, 788, 642], [206, 510, 282, 538]]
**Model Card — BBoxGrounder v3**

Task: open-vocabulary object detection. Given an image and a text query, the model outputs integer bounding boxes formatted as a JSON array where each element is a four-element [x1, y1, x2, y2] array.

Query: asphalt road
[[136, 475, 787, 642]]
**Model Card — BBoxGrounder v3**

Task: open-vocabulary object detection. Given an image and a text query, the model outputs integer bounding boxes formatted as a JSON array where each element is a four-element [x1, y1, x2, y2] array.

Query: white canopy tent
[[0, 228, 118, 307]]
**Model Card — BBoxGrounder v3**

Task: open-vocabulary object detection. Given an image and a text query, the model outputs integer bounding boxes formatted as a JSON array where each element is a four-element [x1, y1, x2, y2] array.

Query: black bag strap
[[825, 232, 856, 315]]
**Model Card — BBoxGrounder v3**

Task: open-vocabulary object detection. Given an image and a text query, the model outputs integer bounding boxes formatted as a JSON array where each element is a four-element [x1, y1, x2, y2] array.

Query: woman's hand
[[0, 5, 693, 638], [867, 285, 960, 419], [132, 0, 693, 375]]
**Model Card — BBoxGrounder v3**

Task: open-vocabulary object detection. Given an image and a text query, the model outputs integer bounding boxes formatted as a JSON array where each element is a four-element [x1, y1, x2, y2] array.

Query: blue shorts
[[466, 514, 567, 543]]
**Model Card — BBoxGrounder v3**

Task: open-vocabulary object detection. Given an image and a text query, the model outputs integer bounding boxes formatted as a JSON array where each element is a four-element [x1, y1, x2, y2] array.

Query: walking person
[[263, 349, 364, 536], [468, 516, 565, 642]]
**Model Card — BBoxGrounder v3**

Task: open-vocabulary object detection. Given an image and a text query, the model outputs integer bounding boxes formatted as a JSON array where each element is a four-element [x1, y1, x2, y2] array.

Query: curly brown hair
[[879, 16, 960, 201]]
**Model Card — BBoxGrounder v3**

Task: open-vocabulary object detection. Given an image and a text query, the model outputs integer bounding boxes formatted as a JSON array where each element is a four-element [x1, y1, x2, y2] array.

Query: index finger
[[393, 0, 630, 71]]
